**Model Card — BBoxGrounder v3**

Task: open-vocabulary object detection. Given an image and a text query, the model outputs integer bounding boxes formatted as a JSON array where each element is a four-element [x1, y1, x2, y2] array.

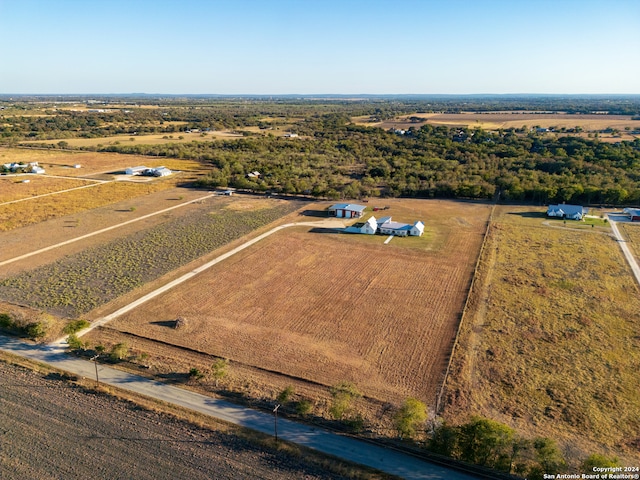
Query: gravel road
[[0, 361, 345, 480]]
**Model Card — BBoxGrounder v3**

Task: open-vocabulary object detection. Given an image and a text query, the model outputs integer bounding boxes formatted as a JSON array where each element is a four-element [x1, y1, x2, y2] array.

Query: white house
[[377, 217, 424, 237], [31, 166, 45, 174], [328, 203, 366, 219], [360, 216, 378, 235], [125, 166, 148, 175], [547, 204, 587, 220], [410, 221, 425, 236]]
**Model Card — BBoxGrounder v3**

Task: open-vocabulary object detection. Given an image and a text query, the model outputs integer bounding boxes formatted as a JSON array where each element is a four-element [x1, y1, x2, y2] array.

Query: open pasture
[[0, 199, 302, 317], [443, 206, 640, 460], [0, 176, 96, 204], [0, 180, 177, 231], [0, 147, 202, 177], [108, 199, 491, 405]]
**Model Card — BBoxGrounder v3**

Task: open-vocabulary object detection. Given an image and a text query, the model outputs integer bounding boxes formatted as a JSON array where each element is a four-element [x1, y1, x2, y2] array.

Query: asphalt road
[[0, 335, 480, 480]]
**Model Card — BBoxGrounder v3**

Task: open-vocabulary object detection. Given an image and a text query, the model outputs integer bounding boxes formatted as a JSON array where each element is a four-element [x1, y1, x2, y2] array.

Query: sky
[[1, 0, 639, 95]]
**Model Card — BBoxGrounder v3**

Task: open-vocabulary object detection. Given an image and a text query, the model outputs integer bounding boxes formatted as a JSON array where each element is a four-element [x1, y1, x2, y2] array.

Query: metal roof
[[328, 203, 367, 212]]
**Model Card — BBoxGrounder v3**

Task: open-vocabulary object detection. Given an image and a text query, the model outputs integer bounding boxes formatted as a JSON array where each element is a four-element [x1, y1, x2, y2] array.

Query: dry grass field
[[0, 147, 203, 177], [0, 181, 176, 231], [443, 206, 640, 463], [106, 199, 491, 406], [353, 113, 640, 141], [0, 176, 96, 204], [23, 131, 245, 148]]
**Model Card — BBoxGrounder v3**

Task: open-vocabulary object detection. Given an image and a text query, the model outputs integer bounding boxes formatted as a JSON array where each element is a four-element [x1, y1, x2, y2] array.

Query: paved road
[[0, 335, 479, 480], [607, 216, 640, 286]]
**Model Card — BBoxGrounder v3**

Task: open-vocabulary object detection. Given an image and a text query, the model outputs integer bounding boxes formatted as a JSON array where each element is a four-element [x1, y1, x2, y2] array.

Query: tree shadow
[[156, 372, 190, 384], [150, 320, 179, 328]]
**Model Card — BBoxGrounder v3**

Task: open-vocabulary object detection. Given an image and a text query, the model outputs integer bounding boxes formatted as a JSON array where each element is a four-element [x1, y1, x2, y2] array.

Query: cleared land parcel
[[107, 200, 491, 405]]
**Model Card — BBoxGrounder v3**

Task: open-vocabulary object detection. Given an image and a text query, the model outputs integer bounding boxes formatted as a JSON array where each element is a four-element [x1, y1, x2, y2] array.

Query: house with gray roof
[[546, 204, 588, 220]]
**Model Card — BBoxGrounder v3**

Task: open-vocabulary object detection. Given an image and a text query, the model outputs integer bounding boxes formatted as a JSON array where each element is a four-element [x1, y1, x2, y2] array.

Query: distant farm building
[[148, 166, 172, 177], [546, 204, 588, 220], [125, 166, 172, 177], [623, 208, 640, 221], [125, 166, 148, 175], [328, 203, 366, 218]]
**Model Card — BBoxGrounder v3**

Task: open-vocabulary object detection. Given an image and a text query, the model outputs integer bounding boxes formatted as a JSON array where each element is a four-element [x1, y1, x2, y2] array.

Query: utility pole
[[273, 404, 280, 442], [90, 354, 100, 387]]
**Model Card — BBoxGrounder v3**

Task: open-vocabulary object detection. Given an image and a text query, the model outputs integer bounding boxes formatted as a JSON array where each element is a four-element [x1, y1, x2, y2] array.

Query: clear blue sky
[[1, 0, 639, 94]]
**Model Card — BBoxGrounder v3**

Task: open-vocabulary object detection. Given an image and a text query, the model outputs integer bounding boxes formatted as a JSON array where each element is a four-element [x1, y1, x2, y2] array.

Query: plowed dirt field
[[0, 359, 344, 480], [109, 200, 491, 405]]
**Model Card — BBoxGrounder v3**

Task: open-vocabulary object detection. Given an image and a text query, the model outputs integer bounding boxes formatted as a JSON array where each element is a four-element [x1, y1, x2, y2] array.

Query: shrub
[[329, 382, 360, 420], [210, 358, 228, 386], [277, 386, 294, 404], [26, 321, 48, 340], [295, 399, 313, 416], [394, 397, 428, 439], [189, 367, 204, 380], [66, 333, 85, 351], [581, 453, 620, 472], [62, 319, 90, 334], [110, 342, 128, 361], [0, 313, 14, 328]]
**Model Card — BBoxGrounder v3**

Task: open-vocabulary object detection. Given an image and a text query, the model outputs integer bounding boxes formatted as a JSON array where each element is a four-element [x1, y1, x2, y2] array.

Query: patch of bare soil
[[0, 360, 348, 480]]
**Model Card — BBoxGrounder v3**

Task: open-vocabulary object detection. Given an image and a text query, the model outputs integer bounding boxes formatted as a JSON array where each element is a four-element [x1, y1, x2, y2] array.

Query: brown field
[[22, 131, 247, 148], [0, 187, 221, 276], [618, 221, 640, 262], [353, 113, 640, 141], [0, 147, 203, 177], [0, 176, 96, 204], [0, 180, 180, 231], [0, 358, 348, 480], [443, 206, 640, 463], [107, 199, 491, 405]]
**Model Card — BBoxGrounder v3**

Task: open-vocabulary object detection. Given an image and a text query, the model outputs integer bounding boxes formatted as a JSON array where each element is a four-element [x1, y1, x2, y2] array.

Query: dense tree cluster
[[90, 119, 640, 205], [3, 97, 640, 205]]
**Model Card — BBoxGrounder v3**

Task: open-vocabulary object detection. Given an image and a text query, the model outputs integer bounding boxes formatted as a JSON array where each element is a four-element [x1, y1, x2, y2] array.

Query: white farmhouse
[[547, 204, 587, 220]]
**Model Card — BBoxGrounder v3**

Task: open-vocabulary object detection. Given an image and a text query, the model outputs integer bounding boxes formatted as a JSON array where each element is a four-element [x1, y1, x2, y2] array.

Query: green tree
[[210, 358, 228, 386], [581, 454, 620, 472], [110, 342, 129, 361], [394, 397, 428, 439], [457, 417, 515, 471], [329, 382, 361, 420]]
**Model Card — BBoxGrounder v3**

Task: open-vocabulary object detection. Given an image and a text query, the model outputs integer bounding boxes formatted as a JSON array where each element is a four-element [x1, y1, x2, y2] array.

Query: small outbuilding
[[328, 203, 366, 219], [547, 204, 588, 220]]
